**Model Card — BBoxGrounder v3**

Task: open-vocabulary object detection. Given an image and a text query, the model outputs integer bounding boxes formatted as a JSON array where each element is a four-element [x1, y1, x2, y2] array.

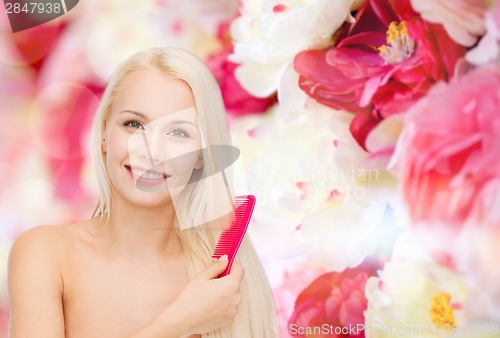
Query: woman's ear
[[101, 137, 107, 153]]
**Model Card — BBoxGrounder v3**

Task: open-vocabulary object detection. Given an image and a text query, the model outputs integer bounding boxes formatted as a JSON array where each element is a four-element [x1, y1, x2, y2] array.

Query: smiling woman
[[7, 47, 279, 338], [103, 70, 203, 204]]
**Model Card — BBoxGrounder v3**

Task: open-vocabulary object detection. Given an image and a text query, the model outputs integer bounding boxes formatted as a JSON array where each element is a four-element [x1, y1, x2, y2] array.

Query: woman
[[8, 47, 279, 337]]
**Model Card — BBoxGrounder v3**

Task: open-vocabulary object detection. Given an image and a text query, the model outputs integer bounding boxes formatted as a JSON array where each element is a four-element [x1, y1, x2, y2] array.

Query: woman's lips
[[125, 165, 171, 186]]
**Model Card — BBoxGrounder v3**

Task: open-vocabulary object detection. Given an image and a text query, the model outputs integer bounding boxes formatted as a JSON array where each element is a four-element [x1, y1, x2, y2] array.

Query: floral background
[[1, 0, 499, 337]]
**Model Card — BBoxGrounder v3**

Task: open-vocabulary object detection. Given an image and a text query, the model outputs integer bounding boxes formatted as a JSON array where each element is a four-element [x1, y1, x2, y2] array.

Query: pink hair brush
[[212, 195, 256, 278]]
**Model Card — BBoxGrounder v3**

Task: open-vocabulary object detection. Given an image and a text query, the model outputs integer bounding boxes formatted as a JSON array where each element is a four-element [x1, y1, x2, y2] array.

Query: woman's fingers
[[169, 260, 245, 335], [229, 263, 245, 282], [197, 255, 228, 280]]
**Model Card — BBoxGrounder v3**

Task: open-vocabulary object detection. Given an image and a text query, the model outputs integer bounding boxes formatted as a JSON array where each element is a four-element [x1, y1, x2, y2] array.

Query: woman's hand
[[171, 255, 245, 335], [128, 255, 245, 338]]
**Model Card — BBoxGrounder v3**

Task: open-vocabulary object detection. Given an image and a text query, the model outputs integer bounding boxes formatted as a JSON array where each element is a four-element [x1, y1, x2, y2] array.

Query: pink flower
[[273, 267, 327, 338], [294, 0, 466, 149], [36, 83, 101, 202], [7, 21, 65, 68], [288, 260, 381, 337], [392, 64, 500, 228], [206, 22, 277, 117]]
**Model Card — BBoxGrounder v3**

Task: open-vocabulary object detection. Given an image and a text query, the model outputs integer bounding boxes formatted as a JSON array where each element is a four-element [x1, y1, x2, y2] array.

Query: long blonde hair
[[90, 47, 279, 337]]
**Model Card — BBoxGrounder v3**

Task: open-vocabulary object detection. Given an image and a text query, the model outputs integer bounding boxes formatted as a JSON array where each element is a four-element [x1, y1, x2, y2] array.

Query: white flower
[[232, 100, 388, 275], [229, 0, 354, 101], [466, 0, 500, 65], [365, 231, 499, 338], [452, 223, 500, 322], [365, 114, 405, 155], [410, 0, 487, 47]]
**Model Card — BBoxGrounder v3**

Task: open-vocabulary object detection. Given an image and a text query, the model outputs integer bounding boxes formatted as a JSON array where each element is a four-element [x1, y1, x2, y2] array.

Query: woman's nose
[[139, 130, 166, 164]]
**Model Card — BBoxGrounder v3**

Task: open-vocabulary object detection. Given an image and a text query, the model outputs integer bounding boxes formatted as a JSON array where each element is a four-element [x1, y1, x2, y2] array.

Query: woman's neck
[[96, 193, 183, 260]]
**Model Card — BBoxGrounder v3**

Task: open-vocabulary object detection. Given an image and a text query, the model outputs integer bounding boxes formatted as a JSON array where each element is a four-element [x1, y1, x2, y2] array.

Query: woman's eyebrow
[[169, 120, 198, 127], [119, 110, 197, 127], [120, 110, 149, 120]]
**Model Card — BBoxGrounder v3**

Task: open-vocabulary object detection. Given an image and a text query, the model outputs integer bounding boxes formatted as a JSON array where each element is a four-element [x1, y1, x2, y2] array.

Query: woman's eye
[[168, 129, 189, 138], [124, 120, 144, 129]]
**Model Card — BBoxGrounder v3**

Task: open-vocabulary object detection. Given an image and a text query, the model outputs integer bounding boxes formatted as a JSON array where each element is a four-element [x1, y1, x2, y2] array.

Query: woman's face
[[102, 68, 203, 208]]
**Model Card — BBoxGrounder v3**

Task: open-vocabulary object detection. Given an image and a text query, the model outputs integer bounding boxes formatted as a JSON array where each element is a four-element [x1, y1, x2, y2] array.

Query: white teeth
[[144, 172, 164, 179], [130, 168, 165, 180], [131, 168, 143, 177]]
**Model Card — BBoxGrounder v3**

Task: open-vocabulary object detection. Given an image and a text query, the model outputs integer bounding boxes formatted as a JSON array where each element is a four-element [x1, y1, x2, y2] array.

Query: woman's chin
[[126, 194, 173, 209], [112, 187, 174, 209]]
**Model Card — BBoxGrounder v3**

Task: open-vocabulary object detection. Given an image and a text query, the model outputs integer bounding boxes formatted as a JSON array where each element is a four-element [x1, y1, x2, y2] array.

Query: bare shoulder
[[7, 223, 86, 337], [11, 223, 71, 245], [8, 220, 97, 279], [8, 222, 86, 289], [9, 224, 76, 265], [11, 225, 59, 259]]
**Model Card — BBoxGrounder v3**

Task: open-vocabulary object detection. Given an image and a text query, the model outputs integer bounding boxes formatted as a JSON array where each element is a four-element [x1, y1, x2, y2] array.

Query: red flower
[[288, 260, 380, 337], [294, 0, 466, 149]]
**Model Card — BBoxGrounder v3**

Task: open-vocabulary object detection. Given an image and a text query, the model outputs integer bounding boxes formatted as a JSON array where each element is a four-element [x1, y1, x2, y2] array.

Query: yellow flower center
[[387, 21, 408, 44], [430, 293, 456, 330], [378, 21, 415, 64]]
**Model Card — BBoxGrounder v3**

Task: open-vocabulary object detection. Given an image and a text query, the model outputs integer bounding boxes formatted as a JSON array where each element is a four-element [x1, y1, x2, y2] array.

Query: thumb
[[199, 255, 229, 280]]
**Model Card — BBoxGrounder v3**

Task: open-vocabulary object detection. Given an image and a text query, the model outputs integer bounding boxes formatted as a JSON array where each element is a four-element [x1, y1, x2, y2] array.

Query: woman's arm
[[8, 228, 243, 338], [129, 256, 245, 338], [8, 226, 66, 338]]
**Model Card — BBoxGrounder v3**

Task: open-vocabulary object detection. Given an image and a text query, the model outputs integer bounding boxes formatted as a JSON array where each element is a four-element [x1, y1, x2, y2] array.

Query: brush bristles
[[212, 195, 255, 258]]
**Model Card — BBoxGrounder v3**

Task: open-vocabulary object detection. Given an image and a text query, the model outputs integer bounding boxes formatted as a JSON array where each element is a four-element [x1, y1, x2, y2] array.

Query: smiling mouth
[[125, 165, 171, 182]]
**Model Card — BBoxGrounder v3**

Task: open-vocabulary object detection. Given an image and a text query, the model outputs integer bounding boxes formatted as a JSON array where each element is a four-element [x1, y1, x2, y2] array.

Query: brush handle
[[212, 195, 256, 278]]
